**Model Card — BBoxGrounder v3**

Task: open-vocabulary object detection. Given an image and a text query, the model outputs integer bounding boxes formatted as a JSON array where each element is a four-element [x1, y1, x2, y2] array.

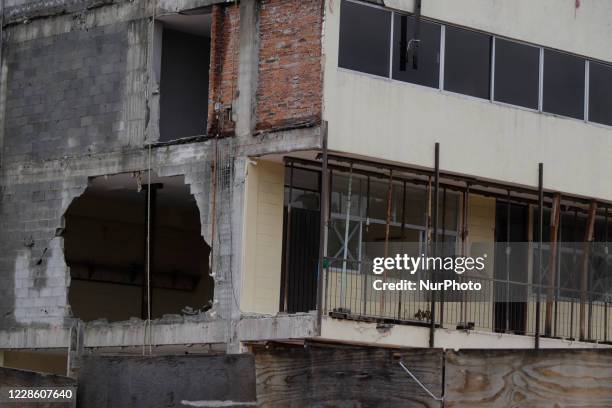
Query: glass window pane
[[331, 173, 367, 218], [368, 178, 393, 221], [338, 0, 391, 77], [543, 50, 585, 120], [391, 14, 440, 88], [444, 26, 491, 99], [589, 61, 612, 126], [493, 38, 540, 109], [441, 190, 459, 231], [404, 186, 427, 227], [285, 167, 319, 191]]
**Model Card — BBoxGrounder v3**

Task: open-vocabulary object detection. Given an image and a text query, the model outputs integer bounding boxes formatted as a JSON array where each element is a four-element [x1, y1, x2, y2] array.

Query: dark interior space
[[494, 200, 529, 334], [64, 173, 213, 322], [159, 15, 211, 142]]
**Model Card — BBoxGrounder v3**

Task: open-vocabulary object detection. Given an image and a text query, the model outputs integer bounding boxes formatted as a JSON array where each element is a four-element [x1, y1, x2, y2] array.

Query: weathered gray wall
[[0, 0, 321, 351], [4, 22, 131, 161], [76, 354, 256, 408]]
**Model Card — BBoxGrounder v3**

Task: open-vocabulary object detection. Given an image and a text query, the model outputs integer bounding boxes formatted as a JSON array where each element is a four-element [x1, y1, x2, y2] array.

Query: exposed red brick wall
[[256, 0, 324, 132], [208, 4, 240, 137]]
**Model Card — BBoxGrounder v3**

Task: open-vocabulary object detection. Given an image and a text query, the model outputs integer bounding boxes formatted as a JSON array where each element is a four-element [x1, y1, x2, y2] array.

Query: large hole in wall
[[64, 173, 213, 322]]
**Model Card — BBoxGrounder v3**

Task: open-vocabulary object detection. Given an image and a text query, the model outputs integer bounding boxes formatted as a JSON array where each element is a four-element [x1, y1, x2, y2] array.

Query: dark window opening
[[281, 165, 321, 313], [493, 38, 540, 110], [338, 0, 391, 77], [543, 50, 585, 120], [65, 173, 213, 322], [589, 61, 612, 127], [444, 26, 491, 99], [493, 201, 529, 334], [158, 15, 212, 142], [392, 14, 441, 88]]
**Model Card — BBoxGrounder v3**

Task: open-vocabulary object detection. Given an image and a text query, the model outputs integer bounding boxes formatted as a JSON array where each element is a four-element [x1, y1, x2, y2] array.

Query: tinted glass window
[[444, 26, 491, 99], [589, 61, 612, 126], [493, 38, 540, 109], [392, 14, 441, 88], [338, 1, 391, 77], [543, 50, 585, 119]]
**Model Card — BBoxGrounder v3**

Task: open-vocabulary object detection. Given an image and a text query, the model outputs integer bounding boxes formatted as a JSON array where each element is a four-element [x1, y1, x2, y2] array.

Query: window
[[543, 50, 585, 120], [493, 38, 540, 110], [391, 14, 441, 89], [285, 167, 320, 211], [338, 0, 391, 77], [157, 13, 212, 142], [444, 26, 491, 99], [589, 61, 612, 126]]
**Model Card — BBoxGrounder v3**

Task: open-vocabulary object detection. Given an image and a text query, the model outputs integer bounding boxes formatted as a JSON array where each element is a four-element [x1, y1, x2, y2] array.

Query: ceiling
[[158, 13, 212, 37], [87, 173, 198, 211]]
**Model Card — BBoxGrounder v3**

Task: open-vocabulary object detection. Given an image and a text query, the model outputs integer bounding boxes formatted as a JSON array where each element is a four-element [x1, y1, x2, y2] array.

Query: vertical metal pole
[[363, 175, 370, 316], [460, 184, 469, 324], [440, 187, 447, 326], [381, 169, 393, 315], [546, 194, 561, 337], [505, 191, 511, 333], [605, 207, 609, 343], [536, 163, 543, 349], [282, 162, 294, 312], [141, 184, 161, 320], [398, 181, 407, 319], [341, 164, 353, 310], [570, 208, 578, 339], [429, 143, 440, 348], [580, 201, 597, 341], [554, 204, 563, 337], [316, 122, 329, 335]]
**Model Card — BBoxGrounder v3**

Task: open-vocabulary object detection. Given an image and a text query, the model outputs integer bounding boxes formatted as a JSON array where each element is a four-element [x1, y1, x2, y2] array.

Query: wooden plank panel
[[255, 346, 443, 407], [445, 349, 612, 407]]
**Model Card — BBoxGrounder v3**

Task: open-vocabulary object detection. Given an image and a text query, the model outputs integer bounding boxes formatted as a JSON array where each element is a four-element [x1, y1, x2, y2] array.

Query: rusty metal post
[[429, 143, 439, 348], [580, 201, 597, 341], [536, 163, 543, 349], [545, 194, 561, 336], [316, 122, 329, 335]]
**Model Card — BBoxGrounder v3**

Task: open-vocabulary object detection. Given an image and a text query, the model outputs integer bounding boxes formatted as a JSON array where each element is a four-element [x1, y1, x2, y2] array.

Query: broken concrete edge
[[0, 126, 320, 335], [0, 312, 317, 349], [3, 0, 234, 28]]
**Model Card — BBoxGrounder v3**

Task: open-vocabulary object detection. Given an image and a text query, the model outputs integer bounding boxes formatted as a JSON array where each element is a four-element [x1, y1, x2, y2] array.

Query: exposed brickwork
[[207, 3, 240, 137], [256, 0, 323, 132]]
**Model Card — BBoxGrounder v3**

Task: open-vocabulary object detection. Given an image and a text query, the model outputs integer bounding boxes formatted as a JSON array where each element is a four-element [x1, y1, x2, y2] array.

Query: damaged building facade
[[1, 0, 612, 403]]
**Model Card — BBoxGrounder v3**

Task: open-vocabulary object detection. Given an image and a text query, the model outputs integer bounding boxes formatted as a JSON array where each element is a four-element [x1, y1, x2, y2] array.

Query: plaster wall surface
[[241, 159, 284, 315], [322, 0, 612, 201]]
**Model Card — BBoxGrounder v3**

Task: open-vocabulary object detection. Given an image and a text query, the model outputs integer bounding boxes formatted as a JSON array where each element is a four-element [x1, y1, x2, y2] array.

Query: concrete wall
[[320, 316, 612, 349], [322, 0, 612, 202], [241, 159, 284, 314], [77, 354, 256, 408], [1, 350, 67, 375], [2, 8, 148, 164], [0, 0, 323, 352]]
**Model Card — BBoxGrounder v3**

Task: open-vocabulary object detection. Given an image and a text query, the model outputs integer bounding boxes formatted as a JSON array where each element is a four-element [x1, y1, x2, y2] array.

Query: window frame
[[336, 0, 612, 128]]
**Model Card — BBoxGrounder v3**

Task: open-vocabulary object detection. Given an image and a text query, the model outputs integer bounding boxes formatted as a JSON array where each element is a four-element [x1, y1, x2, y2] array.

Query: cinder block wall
[[0, 0, 324, 346]]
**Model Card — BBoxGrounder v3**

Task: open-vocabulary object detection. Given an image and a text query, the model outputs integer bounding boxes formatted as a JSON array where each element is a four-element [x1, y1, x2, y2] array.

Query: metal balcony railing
[[322, 257, 612, 343]]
